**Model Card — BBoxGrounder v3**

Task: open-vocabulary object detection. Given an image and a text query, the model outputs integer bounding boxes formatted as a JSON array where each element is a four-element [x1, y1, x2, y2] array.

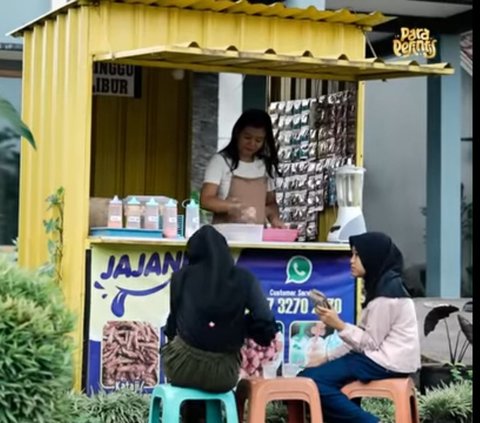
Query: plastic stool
[[341, 377, 420, 423], [236, 377, 324, 423], [148, 384, 239, 423]]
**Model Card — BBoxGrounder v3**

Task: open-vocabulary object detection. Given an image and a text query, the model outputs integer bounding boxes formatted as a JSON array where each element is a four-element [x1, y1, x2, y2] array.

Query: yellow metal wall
[[91, 67, 190, 201], [19, 7, 93, 389], [88, 3, 365, 59]]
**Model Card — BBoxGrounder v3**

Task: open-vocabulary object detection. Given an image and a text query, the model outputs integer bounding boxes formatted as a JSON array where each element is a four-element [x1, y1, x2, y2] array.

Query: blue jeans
[[299, 352, 407, 423]]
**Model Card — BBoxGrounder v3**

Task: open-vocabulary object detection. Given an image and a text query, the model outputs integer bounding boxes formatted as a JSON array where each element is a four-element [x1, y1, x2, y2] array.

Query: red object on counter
[[262, 228, 299, 242]]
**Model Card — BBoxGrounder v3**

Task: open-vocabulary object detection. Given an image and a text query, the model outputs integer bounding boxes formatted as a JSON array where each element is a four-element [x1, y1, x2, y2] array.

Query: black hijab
[[349, 232, 410, 305], [174, 225, 248, 319]]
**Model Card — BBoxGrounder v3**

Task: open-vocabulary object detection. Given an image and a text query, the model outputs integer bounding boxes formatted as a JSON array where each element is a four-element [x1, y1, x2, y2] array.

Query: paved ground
[[414, 297, 472, 365]]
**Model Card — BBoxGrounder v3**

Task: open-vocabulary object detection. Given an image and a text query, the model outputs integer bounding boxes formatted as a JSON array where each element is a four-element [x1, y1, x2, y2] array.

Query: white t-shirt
[[203, 153, 276, 200]]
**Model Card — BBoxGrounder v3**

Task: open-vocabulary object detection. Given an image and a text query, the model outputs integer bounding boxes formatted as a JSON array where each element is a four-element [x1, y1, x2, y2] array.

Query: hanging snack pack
[[269, 88, 357, 241]]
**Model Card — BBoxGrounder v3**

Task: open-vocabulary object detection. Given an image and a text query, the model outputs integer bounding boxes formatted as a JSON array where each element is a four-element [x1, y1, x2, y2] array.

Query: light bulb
[[172, 69, 185, 80]]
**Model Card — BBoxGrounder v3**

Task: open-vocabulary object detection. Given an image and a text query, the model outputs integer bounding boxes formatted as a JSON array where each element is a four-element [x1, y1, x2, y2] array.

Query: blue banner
[[86, 245, 355, 392], [236, 249, 355, 375]]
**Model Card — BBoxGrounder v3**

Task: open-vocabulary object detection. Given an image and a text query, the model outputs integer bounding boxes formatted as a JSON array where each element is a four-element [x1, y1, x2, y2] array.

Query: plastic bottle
[[107, 195, 123, 228], [144, 197, 160, 230], [163, 198, 178, 238], [125, 197, 142, 229], [184, 198, 200, 238]]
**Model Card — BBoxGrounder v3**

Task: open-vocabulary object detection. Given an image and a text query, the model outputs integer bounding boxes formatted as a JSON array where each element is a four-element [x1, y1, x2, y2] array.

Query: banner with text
[[86, 245, 354, 393]]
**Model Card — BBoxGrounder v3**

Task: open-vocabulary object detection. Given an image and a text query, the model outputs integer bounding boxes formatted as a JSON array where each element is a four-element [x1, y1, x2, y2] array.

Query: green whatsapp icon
[[285, 256, 312, 284]]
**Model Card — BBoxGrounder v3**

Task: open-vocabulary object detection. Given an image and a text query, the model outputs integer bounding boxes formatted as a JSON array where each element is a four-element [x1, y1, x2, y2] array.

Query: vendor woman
[[200, 109, 285, 227]]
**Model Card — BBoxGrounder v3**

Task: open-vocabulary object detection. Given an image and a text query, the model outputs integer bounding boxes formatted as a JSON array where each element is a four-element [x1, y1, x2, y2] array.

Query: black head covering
[[349, 232, 410, 305], [177, 225, 248, 318]]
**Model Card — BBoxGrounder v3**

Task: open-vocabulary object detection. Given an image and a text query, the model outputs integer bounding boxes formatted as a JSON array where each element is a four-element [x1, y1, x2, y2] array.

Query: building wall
[[363, 70, 472, 269], [363, 76, 428, 267]]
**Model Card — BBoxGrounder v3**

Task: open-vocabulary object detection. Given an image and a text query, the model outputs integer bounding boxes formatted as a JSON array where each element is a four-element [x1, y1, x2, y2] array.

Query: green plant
[[362, 397, 395, 423], [423, 302, 473, 365], [39, 186, 65, 284], [0, 95, 36, 149], [419, 379, 472, 423], [0, 257, 75, 422], [67, 388, 150, 423], [265, 401, 287, 423]]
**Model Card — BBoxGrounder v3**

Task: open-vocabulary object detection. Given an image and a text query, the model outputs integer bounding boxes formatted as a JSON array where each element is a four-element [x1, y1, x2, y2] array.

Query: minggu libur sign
[[85, 245, 355, 394]]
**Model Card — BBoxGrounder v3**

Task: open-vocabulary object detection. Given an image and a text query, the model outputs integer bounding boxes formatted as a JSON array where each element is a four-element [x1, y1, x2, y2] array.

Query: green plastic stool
[[148, 384, 239, 423]]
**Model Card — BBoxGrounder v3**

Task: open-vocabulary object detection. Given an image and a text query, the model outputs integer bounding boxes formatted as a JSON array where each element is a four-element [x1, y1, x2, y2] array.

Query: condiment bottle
[[125, 196, 142, 229], [163, 198, 178, 238], [184, 198, 200, 238], [144, 197, 159, 230], [107, 195, 123, 228]]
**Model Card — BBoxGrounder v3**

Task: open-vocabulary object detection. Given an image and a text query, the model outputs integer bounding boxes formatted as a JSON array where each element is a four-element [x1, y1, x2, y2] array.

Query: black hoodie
[[164, 225, 277, 352], [349, 232, 411, 306]]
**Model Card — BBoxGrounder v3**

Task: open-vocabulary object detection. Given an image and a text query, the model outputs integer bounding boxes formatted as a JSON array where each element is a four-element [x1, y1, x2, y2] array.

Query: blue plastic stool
[[148, 384, 239, 423]]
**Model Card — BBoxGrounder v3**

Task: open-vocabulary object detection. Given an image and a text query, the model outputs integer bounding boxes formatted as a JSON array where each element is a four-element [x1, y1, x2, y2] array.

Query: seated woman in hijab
[[299, 232, 421, 423], [162, 225, 278, 395]]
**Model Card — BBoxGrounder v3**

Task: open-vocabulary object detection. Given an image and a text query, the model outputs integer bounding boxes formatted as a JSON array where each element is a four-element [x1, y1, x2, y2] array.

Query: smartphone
[[308, 289, 331, 309]]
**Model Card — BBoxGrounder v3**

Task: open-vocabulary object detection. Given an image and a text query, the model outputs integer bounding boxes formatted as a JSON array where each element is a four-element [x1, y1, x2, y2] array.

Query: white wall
[[217, 73, 243, 151], [363, 68, 472, 268], [363, 76, 428, 267]]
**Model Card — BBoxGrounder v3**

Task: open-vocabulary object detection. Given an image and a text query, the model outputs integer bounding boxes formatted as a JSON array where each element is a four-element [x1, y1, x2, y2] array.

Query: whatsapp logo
[[285, 256, 312, 284]]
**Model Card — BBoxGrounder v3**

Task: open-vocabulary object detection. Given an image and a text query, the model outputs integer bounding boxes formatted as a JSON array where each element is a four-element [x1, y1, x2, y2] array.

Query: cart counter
[[85, 237, 358, 394]]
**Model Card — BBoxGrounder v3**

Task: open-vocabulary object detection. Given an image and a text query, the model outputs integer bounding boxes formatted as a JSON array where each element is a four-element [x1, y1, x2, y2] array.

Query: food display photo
[[101, 320, 160, 388]]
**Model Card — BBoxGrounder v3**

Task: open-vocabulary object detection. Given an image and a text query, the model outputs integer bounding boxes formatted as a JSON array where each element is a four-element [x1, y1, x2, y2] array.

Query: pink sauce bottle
[[125, 197, 142, 229], [144, 197, 159, 230], [107, 195, 123, 228], [163, 198, 178, 238]]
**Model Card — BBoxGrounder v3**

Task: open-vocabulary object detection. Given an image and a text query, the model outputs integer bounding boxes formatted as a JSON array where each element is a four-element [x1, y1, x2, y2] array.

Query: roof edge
[[8, 0, 394, 37], [9, 0, 81, 37]]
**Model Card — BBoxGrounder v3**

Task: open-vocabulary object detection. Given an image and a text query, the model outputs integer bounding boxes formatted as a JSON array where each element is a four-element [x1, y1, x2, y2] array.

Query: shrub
[[419, 380, 472, 423], [68, 389, 150, 423], [362, 397, 395, 423], [0, 258, 75, 422]]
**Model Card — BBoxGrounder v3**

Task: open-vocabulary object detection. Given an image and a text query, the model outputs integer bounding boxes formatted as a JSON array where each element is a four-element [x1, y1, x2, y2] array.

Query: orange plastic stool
[[236, 377, 324, 423], [341, 378, 420, 423]]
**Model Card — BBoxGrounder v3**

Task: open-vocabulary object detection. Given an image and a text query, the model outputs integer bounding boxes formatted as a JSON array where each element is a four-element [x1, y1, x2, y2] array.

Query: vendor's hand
[[227, 197, 243, 216], [270, 217, 286, 229], [304, 355, 328, 368], [240, 206, 257, 223], [315, 305, 346, 332]]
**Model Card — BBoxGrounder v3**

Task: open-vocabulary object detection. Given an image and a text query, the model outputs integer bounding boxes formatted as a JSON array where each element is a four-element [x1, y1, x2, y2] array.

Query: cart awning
[[94, 43, 454, 82]]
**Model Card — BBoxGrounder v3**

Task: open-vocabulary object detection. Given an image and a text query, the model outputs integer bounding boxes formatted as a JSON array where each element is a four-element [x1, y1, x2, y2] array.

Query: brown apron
[[212, 175, 267, 225]]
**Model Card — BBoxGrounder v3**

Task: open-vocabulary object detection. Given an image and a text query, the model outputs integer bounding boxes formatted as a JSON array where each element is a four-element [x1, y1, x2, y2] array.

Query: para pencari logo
[[393, 27, 437, 59], [93, 63, 142, 98]]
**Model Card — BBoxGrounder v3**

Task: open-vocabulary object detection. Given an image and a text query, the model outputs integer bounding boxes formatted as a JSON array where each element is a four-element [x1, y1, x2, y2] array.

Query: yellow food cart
[[11, 0, 453, 391]]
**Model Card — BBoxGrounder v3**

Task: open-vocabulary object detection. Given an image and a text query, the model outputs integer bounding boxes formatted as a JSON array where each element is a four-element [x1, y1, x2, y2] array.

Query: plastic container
[[144, 197, 160, 230], [163, 198, 178, 238], [262, 362, 279, 379], [125, 196, 142, 229], [213, 223, 263, 242], [183, 198, 200, 238], [107, 195, 123, 228], [282, 363, 301, 378], [262, 228, 299, 242]]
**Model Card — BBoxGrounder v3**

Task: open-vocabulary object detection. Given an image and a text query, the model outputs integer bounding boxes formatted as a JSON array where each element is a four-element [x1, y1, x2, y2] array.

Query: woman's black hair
[[219, 109, 280, 178]]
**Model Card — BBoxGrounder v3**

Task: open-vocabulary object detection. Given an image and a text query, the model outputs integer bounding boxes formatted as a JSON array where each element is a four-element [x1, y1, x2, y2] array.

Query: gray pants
[[161, 336, 241, 393]]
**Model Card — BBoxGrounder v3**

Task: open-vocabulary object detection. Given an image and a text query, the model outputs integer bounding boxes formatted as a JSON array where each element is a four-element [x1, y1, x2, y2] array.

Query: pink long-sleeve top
[[327, 297, 421, 374]]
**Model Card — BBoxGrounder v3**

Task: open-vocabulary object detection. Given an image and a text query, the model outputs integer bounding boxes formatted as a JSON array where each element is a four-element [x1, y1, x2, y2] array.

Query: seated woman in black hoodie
[[162, 225, 278, 393]]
